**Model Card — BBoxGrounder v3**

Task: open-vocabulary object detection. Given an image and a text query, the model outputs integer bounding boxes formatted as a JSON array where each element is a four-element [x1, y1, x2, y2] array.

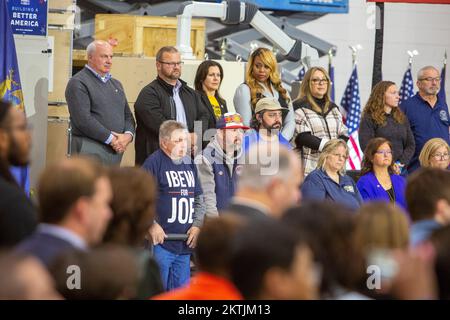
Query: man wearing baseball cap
[[243, 97, 292, 152], [195, 112, 249, 217]]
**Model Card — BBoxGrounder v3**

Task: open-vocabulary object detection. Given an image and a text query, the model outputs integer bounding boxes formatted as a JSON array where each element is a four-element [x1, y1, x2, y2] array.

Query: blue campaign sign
[[6, 0, 48, 36]]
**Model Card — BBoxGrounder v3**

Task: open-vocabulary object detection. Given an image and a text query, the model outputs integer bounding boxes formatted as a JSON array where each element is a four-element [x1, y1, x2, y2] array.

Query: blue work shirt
[[410, 219, 442, 247], [400, 93, 450, 172], [301, 168, 363, 211], [242, 129, 292, 152]]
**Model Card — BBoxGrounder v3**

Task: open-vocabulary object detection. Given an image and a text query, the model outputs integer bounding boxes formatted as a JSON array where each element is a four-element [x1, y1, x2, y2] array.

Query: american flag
[[399, 66, 414, 104], [329, 62, 335, 102], [438, 64, 446, 103], [340, 67, 363, 170], [297, 65, 306, 82]]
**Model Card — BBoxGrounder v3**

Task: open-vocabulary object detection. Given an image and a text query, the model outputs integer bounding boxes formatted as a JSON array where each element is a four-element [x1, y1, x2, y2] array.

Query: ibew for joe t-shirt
[[142, 149, 202, 254]]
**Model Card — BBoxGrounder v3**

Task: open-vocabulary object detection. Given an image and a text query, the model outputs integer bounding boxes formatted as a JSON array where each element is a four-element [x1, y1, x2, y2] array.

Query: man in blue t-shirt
[[243, 97, 292, 152], [400, 65, 450, 173], [142, 120, 205, 290]]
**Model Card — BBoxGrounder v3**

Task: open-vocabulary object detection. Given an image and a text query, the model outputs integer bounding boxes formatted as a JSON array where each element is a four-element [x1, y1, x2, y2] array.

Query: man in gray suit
[[65, 40, 135, 165]]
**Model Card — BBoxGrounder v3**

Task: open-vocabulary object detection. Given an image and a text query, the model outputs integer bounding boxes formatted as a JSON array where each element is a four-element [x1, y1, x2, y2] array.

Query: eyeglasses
[[375, 150, 392, 156], [311, 78, 329, 85], [331, 153, 348, 160], [432, 153, 449, 160], [158, 61, 184, 67], [418, 77, 441, 83]]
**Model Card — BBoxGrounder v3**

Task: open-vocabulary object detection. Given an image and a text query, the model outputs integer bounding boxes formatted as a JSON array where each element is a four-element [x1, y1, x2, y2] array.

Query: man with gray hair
[[142, 120, 205, 290], [134, 46, 209, 165], [225, 144, 302, 219], [400, 65, 450, 173], [65, 40, 135, 165]]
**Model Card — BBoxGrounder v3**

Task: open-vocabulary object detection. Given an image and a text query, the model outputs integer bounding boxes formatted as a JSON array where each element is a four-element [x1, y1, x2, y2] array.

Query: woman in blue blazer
[[302, 139, 363, 211], [357, 137, 407, 211]]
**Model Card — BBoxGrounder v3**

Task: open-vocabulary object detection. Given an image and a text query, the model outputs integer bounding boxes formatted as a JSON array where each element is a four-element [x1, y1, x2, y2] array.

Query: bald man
[[65, 40, 135, 165]]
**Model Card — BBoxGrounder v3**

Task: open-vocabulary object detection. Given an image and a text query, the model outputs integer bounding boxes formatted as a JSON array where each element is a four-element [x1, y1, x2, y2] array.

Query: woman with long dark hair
[[359, 81, 415, 174], [356, 138, 407, 210], [194, 60, 228, 131]]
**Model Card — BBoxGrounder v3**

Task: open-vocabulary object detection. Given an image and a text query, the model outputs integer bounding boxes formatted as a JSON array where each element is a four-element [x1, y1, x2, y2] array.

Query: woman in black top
[[359, 81, 415, 174], [194, 60, 228, 131]]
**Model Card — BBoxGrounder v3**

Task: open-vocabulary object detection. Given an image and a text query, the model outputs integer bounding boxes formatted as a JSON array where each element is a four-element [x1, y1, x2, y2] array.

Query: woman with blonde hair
[[293, 67, 348, 176], [301, 139, 362, 211], [233, 47, 295, 141], [359, 81, 415, 175], [419, 138, 450, 170], [354, 202, 410, 253]]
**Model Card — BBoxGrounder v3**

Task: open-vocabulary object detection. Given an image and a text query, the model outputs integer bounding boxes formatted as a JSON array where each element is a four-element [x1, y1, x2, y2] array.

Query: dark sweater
[[0, 176, 37, 248], [358, 113, 415, 165], [65, 67, 135, 143]]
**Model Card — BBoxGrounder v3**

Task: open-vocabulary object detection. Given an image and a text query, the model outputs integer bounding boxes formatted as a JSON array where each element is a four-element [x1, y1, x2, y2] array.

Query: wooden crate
[[48, 28, 72, 103], [48, 0, 76, 11], [47, 104, 136, 167], [48, 12, 75, 29], [95, 15, 206, 59]]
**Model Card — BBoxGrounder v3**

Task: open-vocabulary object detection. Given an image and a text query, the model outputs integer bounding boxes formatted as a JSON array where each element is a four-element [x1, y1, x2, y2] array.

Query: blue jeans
[[153, 245, 190, 291]]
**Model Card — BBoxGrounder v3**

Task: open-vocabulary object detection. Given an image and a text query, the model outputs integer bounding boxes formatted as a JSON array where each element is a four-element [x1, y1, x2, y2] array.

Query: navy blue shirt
[[400, 93, 450, 172], [142, 149, 202, 254], [301, 169, 363, 211]]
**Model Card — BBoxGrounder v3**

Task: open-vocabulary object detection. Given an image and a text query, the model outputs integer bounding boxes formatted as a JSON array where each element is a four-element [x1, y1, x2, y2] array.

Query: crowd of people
[[0, 39, 449, 300]]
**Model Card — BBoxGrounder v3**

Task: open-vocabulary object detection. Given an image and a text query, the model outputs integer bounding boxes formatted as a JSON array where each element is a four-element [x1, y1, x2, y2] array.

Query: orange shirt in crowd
[[151, 272, 243, 300]]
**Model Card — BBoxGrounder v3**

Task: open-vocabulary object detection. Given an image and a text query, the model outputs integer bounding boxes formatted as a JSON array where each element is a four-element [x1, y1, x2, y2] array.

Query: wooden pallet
[[95, 14, 206, 59]]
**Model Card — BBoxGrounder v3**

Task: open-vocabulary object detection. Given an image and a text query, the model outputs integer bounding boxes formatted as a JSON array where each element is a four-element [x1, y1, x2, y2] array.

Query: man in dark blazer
[[134, 46, 209, 165], [16, 157, 113, 267], [0, 101, 36, 248], [225, 144, 303, 220], [65, 40, 135, 165]]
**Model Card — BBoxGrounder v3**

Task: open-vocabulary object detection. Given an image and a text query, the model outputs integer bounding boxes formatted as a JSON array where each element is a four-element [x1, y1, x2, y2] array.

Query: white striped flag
[[399, 65, 414, 104], [340, 67, 363, 170]]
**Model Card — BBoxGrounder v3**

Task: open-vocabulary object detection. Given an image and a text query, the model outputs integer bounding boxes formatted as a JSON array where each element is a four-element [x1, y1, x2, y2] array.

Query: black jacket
[[0, 177, 37, 248], [134, 77, 209, 165], [196, 90, 228, 130]]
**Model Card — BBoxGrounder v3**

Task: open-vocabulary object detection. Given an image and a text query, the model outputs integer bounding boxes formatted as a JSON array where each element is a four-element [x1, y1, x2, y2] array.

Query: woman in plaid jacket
[[293, 67, 348, 176]]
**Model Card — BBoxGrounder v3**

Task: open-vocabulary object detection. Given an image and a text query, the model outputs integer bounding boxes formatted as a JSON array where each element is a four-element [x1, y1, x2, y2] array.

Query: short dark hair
[[0, 100, 12, 129], [103, 167, 156, 246], [156, 46, 178, 62], [430, 225, 450, 299], [38, 157, 106, 224], [230, 219, 304, 299], [194, 60, 224, 97], [49, 245, 139, 300], [195, 215, 244, 275], [361, 137, 395, 176], [0, 100, 16, 184], [406, 168, 450, 221]]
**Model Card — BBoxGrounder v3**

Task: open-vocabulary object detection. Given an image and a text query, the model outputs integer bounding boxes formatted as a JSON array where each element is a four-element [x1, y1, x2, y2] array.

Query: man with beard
[[195, 112, 249, 217], [400, 66, 450, 173], [134, 46, 209, 165], [0, 100, 36, 247], [242, 97, 292, 152]]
